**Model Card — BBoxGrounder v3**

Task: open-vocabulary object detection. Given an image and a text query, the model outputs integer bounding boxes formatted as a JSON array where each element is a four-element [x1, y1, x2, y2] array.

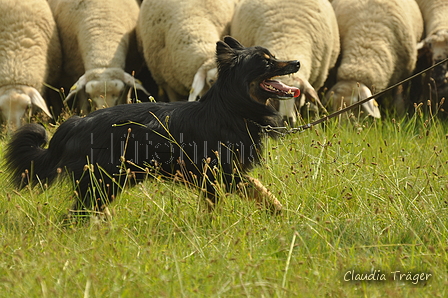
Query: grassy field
[[0, 112, 447, 297]]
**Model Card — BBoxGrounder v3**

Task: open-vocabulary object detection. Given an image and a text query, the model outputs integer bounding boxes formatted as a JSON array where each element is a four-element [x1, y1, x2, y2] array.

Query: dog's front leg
[[238, 175, 282, 214]]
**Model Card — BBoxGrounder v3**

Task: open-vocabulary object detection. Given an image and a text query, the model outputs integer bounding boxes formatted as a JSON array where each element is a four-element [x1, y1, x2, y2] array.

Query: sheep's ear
[[189, 66, 207, 101], [358, 84, 381, 118], [123, 72, 150, 95], [63, 74, 89, 111], [216, 40, 238, 73], [223, 36, 245, 50], [27, 87, 52, 118], [296, 77, 329, 115], [64, 74, 88, 104]]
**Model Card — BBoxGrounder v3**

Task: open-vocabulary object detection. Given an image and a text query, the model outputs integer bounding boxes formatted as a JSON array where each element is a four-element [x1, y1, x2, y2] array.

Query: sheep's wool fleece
[[332, 0, 423, 90], [137, 0, 238, 96], [48, 0, 140, 78], [0, 0, 61, 93], [231, 0, 340, 90]]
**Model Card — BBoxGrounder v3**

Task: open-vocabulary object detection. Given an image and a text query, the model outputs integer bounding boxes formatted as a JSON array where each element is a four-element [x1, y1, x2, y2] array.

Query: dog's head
[[215, 36, 301, 104]]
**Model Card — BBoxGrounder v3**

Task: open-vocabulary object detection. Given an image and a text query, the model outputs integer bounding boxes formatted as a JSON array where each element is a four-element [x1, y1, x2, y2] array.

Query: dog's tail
[[5, 123, 56, 188]]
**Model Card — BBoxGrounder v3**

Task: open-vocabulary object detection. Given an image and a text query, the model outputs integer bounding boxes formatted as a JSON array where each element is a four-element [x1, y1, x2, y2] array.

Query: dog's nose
[[295, 60, 301, 69]]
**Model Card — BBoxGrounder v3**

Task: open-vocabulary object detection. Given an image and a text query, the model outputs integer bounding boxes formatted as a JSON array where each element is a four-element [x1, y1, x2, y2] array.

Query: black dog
[[5, 36, 300, 214]]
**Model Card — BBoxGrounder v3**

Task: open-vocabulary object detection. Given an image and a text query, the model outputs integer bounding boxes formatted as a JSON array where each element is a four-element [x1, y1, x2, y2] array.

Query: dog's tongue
[[262, 80, 300, 98]]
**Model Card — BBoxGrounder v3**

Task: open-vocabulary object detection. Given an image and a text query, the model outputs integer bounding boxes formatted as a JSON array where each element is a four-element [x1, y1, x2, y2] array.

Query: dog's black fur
[[5, 36, 300, 213]]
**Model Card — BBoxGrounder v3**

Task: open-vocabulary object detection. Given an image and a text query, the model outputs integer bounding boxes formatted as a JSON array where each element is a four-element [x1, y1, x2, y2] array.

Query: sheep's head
[[0, 85, 52, 130], [65, 68, 149, 114], [325, 80, 381, 119], [85, 79, 126, 109]]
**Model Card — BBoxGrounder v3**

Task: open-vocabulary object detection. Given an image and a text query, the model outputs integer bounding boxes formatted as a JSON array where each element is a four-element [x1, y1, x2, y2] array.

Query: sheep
[[230, 0, 340, 124], [327, 0, 423, 118], [47, 0, 148, 114], [0, 0, 60, 130], [137, 0, 238, 102], [414, 0, 448, 108]]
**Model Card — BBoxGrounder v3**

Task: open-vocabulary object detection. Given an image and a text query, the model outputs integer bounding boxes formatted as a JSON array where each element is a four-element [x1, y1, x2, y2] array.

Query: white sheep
[[328, 0, 423, 118], [0, 0, 60, 130], [415, 0, 448, 101], [48, 0, 148, 114], [137, 0, 238, 102], [230, 0, 340, 124]]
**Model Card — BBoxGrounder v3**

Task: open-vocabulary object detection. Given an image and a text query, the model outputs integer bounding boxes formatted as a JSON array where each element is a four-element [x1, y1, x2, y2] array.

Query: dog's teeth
[[265, 82, 293, 95], [268, 85, 278, 91]]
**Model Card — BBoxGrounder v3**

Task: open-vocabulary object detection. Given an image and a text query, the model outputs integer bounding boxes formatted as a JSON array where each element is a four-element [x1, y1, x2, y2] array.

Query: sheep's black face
[[216, 36, 301, 104]]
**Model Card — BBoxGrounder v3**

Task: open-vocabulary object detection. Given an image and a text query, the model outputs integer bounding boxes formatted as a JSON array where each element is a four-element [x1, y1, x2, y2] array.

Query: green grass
[[0, 114, 447, 297]]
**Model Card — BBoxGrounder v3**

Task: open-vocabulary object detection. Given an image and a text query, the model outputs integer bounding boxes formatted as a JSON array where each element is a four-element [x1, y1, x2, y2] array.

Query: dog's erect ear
[[216, 40, 238, 74], [223, 36, 245, 50], [216, 40, 233, 56]]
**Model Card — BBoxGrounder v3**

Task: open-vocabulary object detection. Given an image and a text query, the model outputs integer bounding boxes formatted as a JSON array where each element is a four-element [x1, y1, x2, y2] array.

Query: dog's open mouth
[[260, 79, 300, 98]]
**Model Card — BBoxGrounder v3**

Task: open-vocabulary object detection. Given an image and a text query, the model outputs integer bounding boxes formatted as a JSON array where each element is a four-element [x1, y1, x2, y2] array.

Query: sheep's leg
[[238, 175, 282, 214], [393, 84, 407, 117]]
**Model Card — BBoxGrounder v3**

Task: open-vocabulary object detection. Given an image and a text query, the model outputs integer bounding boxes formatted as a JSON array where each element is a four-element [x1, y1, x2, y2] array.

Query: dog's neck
[[244, 117, 284, 139]]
